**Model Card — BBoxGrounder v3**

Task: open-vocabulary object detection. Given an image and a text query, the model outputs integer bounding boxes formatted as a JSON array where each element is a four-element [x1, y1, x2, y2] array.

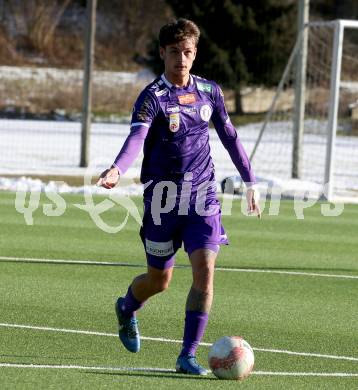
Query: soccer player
[[97, 18, 261, 375]]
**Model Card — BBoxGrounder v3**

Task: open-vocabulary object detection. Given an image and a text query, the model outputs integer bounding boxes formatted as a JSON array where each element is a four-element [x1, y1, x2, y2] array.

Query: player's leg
[[119, 263, 174, 318], [115, 201, 180, 353], [176, 197, 227, 375], [115, 261, 174, 353], [176, 248, 217, 375]]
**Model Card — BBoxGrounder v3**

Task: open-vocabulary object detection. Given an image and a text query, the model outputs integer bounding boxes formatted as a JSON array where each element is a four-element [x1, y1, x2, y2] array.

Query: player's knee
[[156, 279, 170, 293], [148, 271, 172, 293], [193, 276, 214, 295], [152, 278, 170, 293], [193, 263, 214, 285]]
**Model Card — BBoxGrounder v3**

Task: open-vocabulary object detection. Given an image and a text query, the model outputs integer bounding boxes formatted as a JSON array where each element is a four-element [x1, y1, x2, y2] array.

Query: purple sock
[[180, 311, 209, 357], [120, 286, 145, 318]]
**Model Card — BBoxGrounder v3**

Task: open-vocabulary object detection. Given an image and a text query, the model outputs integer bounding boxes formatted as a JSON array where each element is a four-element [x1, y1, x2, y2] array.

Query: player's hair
[[159, 18, 200, 48]]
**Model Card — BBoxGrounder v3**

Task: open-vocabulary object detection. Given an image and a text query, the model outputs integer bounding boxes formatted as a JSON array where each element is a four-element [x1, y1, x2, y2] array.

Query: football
[[208, 336, 255, 380]]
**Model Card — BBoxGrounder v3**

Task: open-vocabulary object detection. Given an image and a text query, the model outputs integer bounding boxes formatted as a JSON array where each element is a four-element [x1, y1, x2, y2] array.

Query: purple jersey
[[113, 74, 255, 201]]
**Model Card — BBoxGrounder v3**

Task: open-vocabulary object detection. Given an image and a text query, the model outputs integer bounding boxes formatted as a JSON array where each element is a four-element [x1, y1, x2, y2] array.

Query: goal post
[[292, 0, 309, 180], [249, 19, 358, 202], [324, 19, 358, 201]]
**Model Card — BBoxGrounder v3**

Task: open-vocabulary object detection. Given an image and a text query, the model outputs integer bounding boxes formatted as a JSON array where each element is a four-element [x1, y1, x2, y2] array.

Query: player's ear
[[159, 46, 165, 60]]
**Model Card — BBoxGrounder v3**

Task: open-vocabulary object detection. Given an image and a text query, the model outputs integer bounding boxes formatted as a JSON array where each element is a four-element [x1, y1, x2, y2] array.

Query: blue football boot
[[175, 354, 208, 375], [115, 297, 140, 353]]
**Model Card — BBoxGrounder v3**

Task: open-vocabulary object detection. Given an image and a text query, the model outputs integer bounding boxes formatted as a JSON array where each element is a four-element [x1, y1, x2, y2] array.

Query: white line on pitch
[[1, 256, 357, 280], [0, 363, 174, 373], [1, 323, 357, 363], [0, 363, 357, 377], [0, 257, 137, 268], [214, 267, 358, 279]]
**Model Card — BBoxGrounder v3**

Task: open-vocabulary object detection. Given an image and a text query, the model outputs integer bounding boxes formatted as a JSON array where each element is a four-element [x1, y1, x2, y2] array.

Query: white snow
[[341, 81, 358, 93], [0, 118, 357, 201], [0, 66, 154, 87]]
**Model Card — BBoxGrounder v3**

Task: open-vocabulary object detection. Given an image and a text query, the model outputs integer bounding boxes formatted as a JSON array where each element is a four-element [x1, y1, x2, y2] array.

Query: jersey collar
[[161, 74, 194, 90]]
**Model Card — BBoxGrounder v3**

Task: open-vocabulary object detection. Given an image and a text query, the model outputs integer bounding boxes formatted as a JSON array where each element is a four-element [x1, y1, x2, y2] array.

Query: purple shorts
[[139, 199, 229, 270]]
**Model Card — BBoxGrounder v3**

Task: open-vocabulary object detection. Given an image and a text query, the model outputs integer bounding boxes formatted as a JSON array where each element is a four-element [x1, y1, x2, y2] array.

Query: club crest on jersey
[[169, 113, 180, 132], [178, 94, 196, 105], [200, 104, 212, 122]]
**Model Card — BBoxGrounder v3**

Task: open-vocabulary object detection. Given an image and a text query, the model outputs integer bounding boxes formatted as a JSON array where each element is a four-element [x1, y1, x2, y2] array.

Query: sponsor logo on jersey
[[145, 239, 174, 257], [155, 88, 168, 97], [169, 113, 180, 132], [183, 107, 197, 114], [197, 82, 212, 93], [200, 104, 212, 122], [178, 93, 196, 105], [166, 105, 180, 113]]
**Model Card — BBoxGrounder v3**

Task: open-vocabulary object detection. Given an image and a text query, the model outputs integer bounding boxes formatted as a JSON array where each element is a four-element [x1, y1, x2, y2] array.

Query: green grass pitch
[[0, 190, 357, 389]]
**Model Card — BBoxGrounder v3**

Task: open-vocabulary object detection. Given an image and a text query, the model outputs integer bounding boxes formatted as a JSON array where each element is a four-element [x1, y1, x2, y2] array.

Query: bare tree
[[7, 0, 71, 54]]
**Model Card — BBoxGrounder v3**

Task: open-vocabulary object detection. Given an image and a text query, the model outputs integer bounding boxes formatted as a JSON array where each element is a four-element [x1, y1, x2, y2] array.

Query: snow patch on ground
[[0, 176, 143, 196], [0, 118, 357, 201], [0, 66, 154, 87]]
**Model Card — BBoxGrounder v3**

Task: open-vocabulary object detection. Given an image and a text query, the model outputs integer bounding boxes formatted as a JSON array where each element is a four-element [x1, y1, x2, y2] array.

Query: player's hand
[[246, 186, 261, 219], [96, 167, 120, 189]]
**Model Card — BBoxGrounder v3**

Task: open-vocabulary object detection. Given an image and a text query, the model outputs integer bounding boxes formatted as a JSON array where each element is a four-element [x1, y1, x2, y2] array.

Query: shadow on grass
[[84, 370, 217, 381]]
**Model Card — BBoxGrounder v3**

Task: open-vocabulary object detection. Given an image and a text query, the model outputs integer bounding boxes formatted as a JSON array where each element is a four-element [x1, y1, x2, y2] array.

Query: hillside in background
[[0, 0, 357, 71], [0, 0, 172, 70], [0, 1, 357, 119]]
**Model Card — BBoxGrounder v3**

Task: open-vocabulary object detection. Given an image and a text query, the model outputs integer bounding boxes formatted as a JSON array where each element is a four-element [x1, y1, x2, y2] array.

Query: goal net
[[249, 20, 358, 202]]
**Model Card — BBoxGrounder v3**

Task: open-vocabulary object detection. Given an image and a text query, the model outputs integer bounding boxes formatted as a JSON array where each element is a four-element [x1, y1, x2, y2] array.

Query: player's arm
[[97, 90, 158, 189], [211, 84, 261, 218], [96, 124, 149, 188]]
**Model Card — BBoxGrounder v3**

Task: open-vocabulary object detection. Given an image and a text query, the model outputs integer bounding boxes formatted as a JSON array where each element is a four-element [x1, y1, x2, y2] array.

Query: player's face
[[160, 39, 197, 85]]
